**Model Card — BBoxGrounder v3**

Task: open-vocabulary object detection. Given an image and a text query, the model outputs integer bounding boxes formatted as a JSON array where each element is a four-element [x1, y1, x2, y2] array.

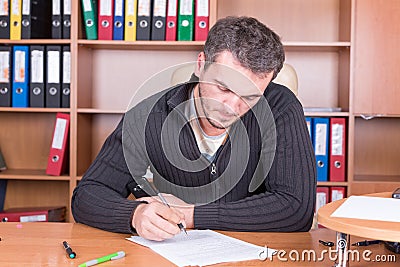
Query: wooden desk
[[318, 192, 400, 242], [0, 222, 398, 266], [318, 192, 400, 266]]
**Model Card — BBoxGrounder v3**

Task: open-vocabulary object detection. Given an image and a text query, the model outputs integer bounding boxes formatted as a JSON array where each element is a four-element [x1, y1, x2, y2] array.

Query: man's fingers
[[133, 202, 183, 241]]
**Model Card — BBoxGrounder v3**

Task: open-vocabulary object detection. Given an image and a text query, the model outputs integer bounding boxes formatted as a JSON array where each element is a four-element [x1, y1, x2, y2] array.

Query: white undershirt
[[185, 89, 227, 162]]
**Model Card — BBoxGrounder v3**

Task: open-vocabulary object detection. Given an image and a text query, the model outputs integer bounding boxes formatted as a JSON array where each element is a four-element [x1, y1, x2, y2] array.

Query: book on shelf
[[0, 206, 67, 222]]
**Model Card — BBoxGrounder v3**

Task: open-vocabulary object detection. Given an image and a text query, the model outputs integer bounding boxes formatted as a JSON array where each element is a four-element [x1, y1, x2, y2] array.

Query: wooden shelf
[[0, 169, 70, 181], [304, 111, 349, 117], [283, 42, 350, 52], [353, 175, 400, 183], [0, 108, 71, 113], [77, 40, 206, 50], [77, 108, 125, 114], [0, 39, 71, 45], [317, 182, 348, 187]]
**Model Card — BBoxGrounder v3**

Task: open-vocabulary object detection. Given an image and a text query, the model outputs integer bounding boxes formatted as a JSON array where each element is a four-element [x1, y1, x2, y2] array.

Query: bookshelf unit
[[1, 0, 399, 222]]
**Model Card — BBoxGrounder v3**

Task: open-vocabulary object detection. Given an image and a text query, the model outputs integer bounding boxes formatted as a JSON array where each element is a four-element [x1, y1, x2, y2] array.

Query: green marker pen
[[78, 251, 125, 267]]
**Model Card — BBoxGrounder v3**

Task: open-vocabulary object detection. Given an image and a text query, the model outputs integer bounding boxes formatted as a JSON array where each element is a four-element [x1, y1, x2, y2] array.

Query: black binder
[[45, 45, 61, 107], [29, 45, 45, 107], [21, 0, 52, 39], [136, 0, 152, 40], [51, 0, 62, 39], [151, 0, 167, 40], [0, 45, 12, 107], [0, 0, 10, 39], [61, 45, 70, 108], [62, 0, 70, 39]]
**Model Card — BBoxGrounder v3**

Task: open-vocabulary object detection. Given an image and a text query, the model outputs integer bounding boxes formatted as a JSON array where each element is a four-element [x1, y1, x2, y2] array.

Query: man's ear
[[195, 52, 206, 77]]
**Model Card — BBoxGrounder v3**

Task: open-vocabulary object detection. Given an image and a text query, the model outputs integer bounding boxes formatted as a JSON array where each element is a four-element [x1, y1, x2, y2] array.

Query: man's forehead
[[202, 63, 262, 95]]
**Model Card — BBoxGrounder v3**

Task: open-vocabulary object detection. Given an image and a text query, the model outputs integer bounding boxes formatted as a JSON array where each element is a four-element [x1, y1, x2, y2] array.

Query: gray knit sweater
[[71, 79, 316, 233]]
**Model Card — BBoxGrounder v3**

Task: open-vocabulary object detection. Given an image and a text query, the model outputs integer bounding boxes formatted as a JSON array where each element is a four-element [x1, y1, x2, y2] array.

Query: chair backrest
[[273, 63, 298, 96], [170, 62, 298, 96]]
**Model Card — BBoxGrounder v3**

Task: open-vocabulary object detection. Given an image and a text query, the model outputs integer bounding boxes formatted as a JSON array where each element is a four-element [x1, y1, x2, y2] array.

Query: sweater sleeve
[[194, 98, 317, 232], [71, 117, 149, 234]]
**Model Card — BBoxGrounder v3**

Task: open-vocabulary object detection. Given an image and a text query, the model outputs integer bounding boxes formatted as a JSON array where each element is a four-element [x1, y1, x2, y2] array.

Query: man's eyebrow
[[213, 78, 262, 98], [213, 79, 230, 89]]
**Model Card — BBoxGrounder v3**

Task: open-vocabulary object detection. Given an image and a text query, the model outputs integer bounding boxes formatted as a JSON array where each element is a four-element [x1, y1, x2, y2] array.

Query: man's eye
[[244, 96, 259, 102], [218, 85, 229, 91]]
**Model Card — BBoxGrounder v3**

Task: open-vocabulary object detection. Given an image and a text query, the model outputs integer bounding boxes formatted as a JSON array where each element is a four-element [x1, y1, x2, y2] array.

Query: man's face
[[197, 51, 273, 129]]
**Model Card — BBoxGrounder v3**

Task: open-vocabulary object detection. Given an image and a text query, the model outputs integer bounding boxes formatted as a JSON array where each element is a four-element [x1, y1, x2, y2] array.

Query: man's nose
[[223, 92, 244, 113]]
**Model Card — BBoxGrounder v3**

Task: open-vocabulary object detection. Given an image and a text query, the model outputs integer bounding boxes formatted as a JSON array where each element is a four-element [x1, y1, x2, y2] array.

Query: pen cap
[[111, 251, 126, 260]]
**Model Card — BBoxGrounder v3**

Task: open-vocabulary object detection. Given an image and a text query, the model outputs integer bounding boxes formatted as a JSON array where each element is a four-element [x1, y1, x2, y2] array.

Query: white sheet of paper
[[330, 196, 400, 222], [126, 229, 276, 267]]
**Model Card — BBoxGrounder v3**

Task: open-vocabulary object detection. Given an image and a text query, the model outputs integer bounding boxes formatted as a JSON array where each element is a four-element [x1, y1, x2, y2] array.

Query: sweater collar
[[166, 73, 199, 110]]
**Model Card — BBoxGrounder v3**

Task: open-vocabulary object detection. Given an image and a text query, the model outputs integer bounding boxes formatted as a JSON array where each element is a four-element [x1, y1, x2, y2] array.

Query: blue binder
[[312, 117, 329, 182], [113, 0, 125, 40], [12, 46, 29, 108]]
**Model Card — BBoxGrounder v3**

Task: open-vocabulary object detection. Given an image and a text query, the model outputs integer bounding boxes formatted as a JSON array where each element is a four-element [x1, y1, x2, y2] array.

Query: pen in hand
[[139, 177, 188, 235]]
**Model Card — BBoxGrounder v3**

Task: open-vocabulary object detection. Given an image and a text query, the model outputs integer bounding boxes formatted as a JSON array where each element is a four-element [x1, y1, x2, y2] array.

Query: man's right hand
[[132, 202, 185, 241]]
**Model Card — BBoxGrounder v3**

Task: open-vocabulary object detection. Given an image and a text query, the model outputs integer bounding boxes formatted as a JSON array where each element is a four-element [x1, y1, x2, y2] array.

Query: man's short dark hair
[[204, 16, 285, 79]]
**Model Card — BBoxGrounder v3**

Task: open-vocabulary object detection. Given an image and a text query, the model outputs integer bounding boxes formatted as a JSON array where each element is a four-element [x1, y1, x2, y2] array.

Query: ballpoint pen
[[62, 241, 76, 259], [319, 240, 334, 247], [351, 240, 381, 246], [139, 177, 188, 235], [78, 251, 125, 267]]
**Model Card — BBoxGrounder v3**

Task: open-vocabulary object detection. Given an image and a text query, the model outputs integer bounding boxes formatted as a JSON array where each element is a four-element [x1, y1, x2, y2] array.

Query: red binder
[[330, 187, 346, 202], [316, 187, 329, 212], [98, 0, 114, 40], [329, 118, 346, 181], [0, 206, 66, 222], [165, 0, 178, 40], [46, 113, 70, 176], [194, 0, 209, 41]]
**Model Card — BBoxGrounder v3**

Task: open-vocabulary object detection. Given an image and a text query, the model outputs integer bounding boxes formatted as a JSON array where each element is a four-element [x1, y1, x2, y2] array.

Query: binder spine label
[[0, 0, 8, 16], [48, 51, 60, 83], [196, 0, 208, 16], [22, 0, 29, 15], [167, 0, 177, 16], [64, 0, 71, 15], [126, 0, 136, 15], [31, 50, 44, 83], [115, 0, 123, 16], [14, 50, 26, 82], [63, 51, 70, 83], [0, 52, 10, 83], [52, 118, 67, 149], [316, 192, 326, 212], [153, 0, 166, 17], [315, 123, 327, 155], [138, 0, 150, 16], [52, 0, 61, 15], [99, 0, 112, 16], [83, 0, 93, 12], [11, 0, 20, 15], [331, 124, 343, 155], [20, 214, 47, 222], [331, 190, 344, 201], [180, 0, 192, 15]]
